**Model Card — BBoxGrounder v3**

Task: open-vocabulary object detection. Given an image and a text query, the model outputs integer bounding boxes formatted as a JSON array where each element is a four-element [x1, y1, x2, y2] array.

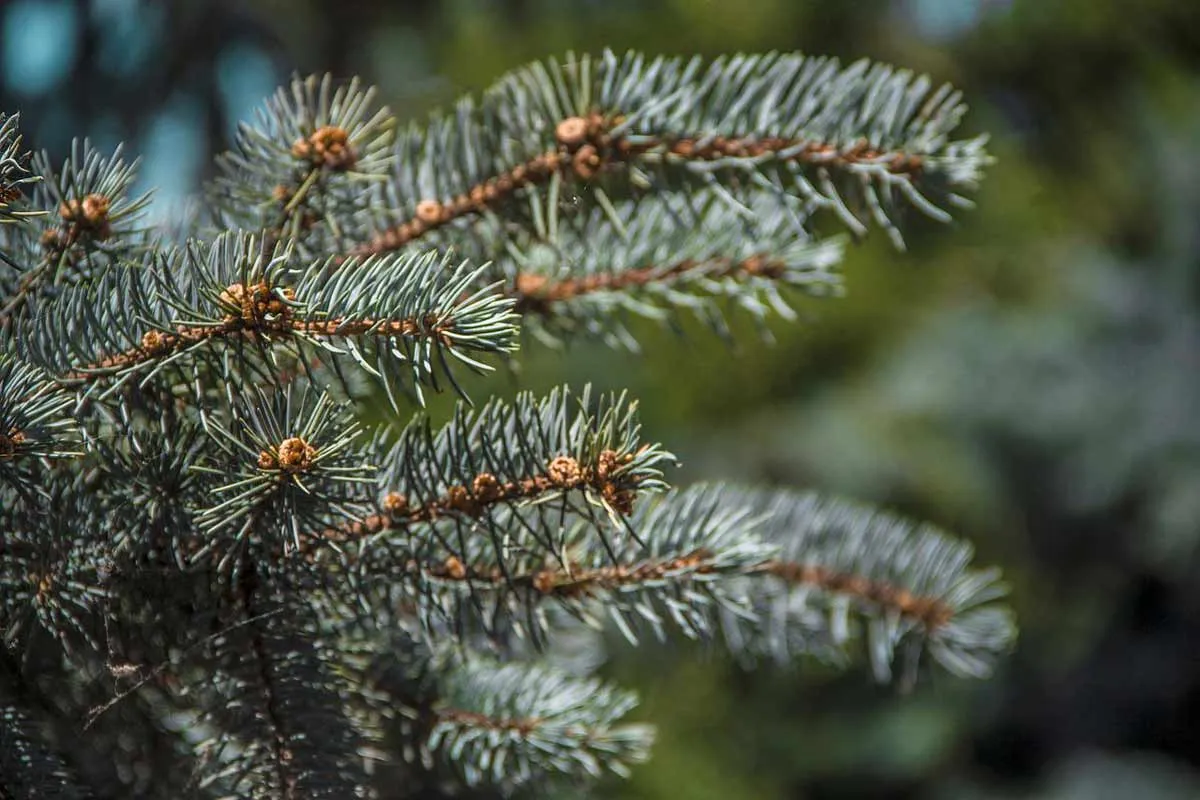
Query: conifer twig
[[382, 551, 956, 630], [309, 447, 645, 551], [508, 254, 788, 314], [355, 115, 928, 257]]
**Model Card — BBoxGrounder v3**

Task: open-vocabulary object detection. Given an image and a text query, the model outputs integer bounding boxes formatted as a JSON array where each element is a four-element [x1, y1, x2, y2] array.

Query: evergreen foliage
[[0, 50, 1015, 798]]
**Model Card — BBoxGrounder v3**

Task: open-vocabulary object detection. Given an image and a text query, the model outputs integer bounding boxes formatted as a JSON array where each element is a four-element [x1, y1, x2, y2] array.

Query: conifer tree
[[0, 51, 1015, 798]]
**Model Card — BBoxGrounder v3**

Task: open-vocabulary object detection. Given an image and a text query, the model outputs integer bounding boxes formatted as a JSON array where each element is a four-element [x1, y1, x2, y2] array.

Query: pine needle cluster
[[0, 52, 1014, 798]]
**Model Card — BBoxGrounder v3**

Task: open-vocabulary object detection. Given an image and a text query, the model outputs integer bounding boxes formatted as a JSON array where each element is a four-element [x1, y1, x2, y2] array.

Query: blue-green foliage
[[0, 51, 1013, 798]]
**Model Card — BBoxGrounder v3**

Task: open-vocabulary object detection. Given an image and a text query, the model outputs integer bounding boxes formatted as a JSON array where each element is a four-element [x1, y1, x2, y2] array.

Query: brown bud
[[572, 145, 602, 180], [59, 193, 108, 225], [291, 138, 312, 161], [472, 472, 502, 503], [547, 455, 583, 488], [218, 282, 293, 322], [595, 449, 622, 481], [445, 484, 475, 514], [293, 125, 357, 171], [555, 116, 589, 148], [80, 193, 110, 224], [140, 330, 168, 353], [56, 193, 112, 241], [219, 283, 249, 316], [275, 436, 317, 473], [381, 492, 409, 516], [415, 199, 442, 225]]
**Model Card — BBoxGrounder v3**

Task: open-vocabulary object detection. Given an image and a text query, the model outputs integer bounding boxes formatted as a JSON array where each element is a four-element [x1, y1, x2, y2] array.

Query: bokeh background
[[4, 0, 1200, 797]]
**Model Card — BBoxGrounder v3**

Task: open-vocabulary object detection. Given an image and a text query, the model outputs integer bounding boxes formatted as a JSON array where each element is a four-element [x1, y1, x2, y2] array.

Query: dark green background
[[5, 1, 1199, 796]]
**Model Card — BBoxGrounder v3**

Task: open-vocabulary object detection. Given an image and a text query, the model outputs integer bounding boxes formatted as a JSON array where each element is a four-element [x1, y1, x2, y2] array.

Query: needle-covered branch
[[0, 355, 80, 495], [189, 385, 376, 571], [210, 74, 395, 254], [186, 566, 365, 798], [0, 113, 39, 228], [739, 488, 1014, 682], [330, 630, 651, 796], [16, 232, 520, 402], [1, 481, 108, 660], [26, 141, 153, 264], [357, 484, 1013, 684], [425, 658, 652, 792], [0, 140, 153, 328], [309, 386, 673, 561], [355, 50, 988, 258], [489, 186, 845, 348]]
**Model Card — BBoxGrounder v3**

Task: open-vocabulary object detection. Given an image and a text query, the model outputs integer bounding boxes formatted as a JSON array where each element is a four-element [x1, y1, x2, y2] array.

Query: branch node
[[382, 491, 409, 516], [258, 436, 317, 474], [571, 144, 603, 180], [218, 281, 295, 324], [555, 116, 590, 149], [59, 193, 112, 238], [291, 125, 357, 171], [415, 199, 443, 226], [472, 472, 502, 502], [546, 455, 583, 488]]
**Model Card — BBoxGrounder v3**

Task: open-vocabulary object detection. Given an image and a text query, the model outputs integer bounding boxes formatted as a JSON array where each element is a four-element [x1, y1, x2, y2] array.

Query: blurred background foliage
[[4, 0, 1200, 796]]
